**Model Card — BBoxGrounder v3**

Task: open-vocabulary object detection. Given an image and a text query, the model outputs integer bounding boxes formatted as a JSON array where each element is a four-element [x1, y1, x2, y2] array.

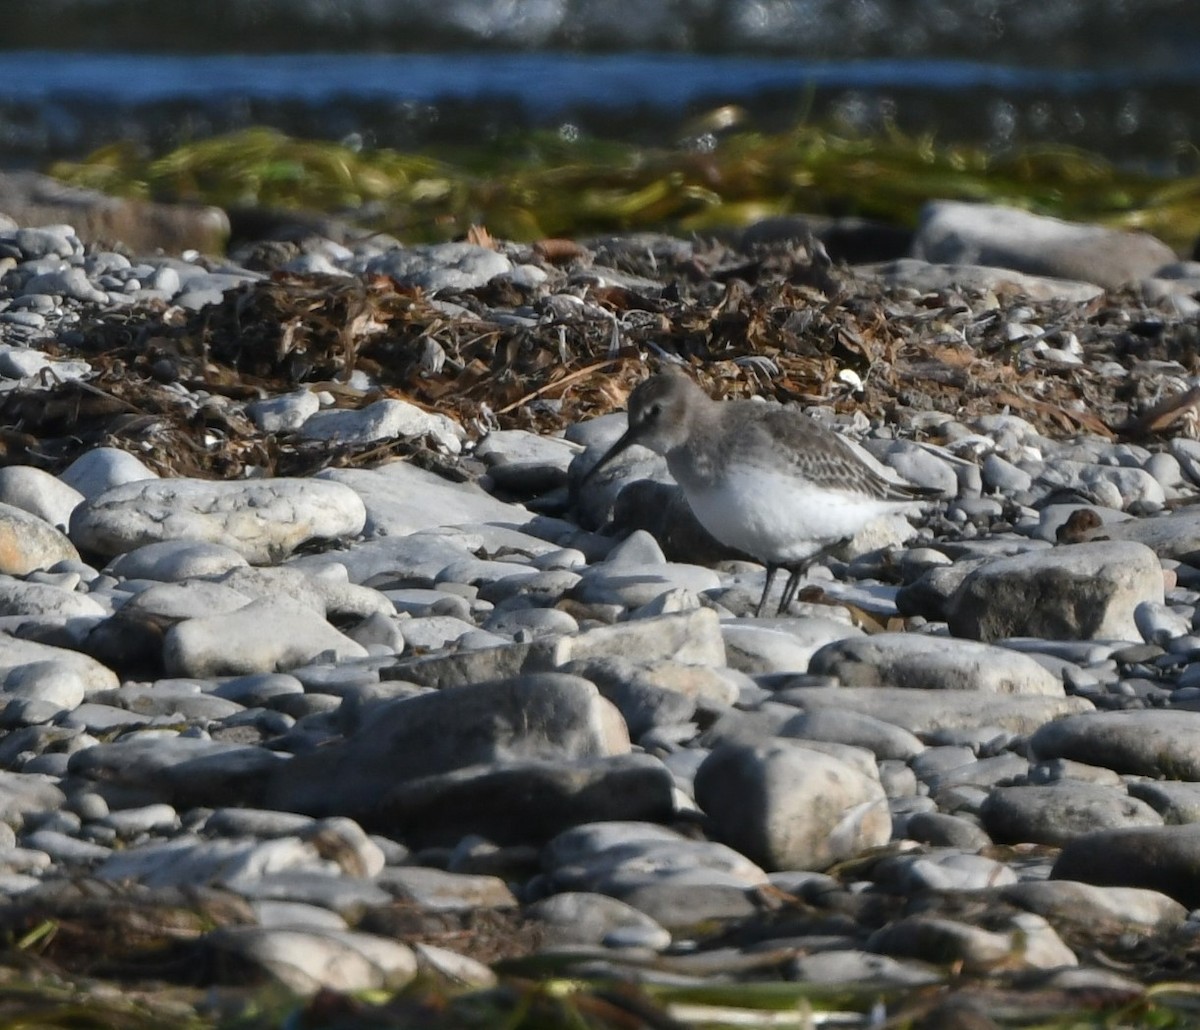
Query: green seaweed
[[47, 123, 1200, 250]]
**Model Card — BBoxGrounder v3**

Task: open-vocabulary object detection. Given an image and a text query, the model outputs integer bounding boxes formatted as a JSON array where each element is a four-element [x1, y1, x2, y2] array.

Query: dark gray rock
[[808, 633, 1064, 695], [1052, 825, 1200, 908], [1030, 710, 1200, 779], [981, 784, 1163, 846], [266, 673, 629, 818], [947, 542, 1163, 642], [375, 753, 675, 846]]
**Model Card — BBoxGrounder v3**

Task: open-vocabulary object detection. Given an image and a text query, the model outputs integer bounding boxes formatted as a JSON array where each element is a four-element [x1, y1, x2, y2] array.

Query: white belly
[[682, 465, 912, 564]]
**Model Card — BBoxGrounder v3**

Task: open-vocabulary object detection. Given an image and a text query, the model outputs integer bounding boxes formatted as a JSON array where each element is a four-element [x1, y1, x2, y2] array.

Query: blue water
[[4, 51, 1195, 110], [1, 47, 1197, 170]]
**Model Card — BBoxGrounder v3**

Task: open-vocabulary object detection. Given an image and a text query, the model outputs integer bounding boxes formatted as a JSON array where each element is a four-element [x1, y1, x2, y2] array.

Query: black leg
[[777, 562, 807, 615], [755, 565, 779, 617]]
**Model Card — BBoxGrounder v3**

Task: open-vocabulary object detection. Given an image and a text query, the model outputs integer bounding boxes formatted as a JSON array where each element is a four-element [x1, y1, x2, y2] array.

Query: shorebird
[[581, 369, 938, 616]]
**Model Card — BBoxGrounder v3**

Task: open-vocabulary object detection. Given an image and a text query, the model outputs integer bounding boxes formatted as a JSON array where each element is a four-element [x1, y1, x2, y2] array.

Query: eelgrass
[[48, 124, 1200, 250]]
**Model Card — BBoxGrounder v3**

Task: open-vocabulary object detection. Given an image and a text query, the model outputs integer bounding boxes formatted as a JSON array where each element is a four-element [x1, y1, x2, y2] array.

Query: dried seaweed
[[0, 245, 1187, 481]]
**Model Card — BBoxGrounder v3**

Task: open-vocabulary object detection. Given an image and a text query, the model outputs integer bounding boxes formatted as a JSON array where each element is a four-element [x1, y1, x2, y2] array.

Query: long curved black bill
[[569, 420, 642, 516]]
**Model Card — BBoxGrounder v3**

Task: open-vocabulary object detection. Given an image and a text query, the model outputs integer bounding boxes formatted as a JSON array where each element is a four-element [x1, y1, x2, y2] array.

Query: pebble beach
[[2, 184, 1200, 1026]]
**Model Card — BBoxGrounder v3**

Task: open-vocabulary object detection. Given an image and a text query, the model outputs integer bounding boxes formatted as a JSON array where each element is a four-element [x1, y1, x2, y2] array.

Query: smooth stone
[[412, 942, 497, 988], [0, 575, 106, 619], [902, 811, 991, 849], [58, 447, 158, 499], [980, 783, 1163, 846], [483, 607, 579, 639], [345, 611, 405, 652], [292, 530, 472, 587], [526, 891, 672, 950], [1127, 781, 1200, 824], [0, 770, 66, 827], [246, 389, 320, 432], [0, 636, 113, 693], [399, 615, 479, 652], [544, 821, 766, 896], [23, 265, 106, 303], [95, 833, 336, 890], [199, 815, 312, 848], [876, 852, 1017, 891], [807, 632, 1064, 695], [376, 753, 675, 847], [266, 672, 629, 818], [107, 540, 248, 581], [868, 913, 1076, 972], [0, 466, 83, 530], [775, 686, 1092, 735], [924, 753, 1034, 793], [252, 900, 348, 931], [981, 453, 1033, 493], [385, 588, 472, 619], [298, 398, 464, 454], [57, 703, 154, 733], [695, 741, 890, 872], [70, 477, 366, 563], [97, 803, 180, 838], [123, 580, 254, 620], [540, 608, 726, 668], [913, 200, 1176, 290], [375, 867, 517, 911], [947, 542, 1164, 642], [721, 617, 862, 675], [211, 565, 326, 614], [791, 950, 940, 986], [232, 871, 393, 913], [779, 708, 924, 761], [998, 880, 1187, 934], [15, 225, 78, 259], [1027, 757, 1123, 786], [365, 242, 511, 291], [22, 828, 110, 864], [1052, 825, 1200, 908], [211, 673, 305, 707], [381, 641, 537, 691], [572, 558, 721, 608], [558, 659, 696, 739], [436, 557, 540, 589], [475, 428, 581, 470], [316, 464, 527, 538], [202, 926, 416, 995], [857, 257, 1102, 304], [1031, 710, 1200, 779], [614, 882, 760, 930], [90, 682, 245, 721], [1135, 601, 1192, 646], [2, 661, 89, 710], [68, 736, 286, 808], [1037, 459, 1165, 509], [0, 846, 50, 873], [163, 598, 369, 676], [1079, 507, 1200, 562]]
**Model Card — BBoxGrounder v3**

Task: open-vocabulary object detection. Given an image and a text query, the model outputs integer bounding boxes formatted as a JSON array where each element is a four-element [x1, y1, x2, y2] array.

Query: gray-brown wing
[[729, 404, 935, 501]]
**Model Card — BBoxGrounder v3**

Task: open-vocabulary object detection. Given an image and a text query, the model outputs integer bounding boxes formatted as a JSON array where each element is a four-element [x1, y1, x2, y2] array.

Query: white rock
[[163, 598, 369, 676], [0, 501, 79, 575], [70, 477, 366, 563], [298, 398, 464, 454], [0, 465, 84, 530], [59, 447, 158, 500]]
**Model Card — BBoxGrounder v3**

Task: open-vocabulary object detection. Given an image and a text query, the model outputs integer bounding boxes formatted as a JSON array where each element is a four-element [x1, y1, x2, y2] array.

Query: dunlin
[[582, 369, 938, 616]]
